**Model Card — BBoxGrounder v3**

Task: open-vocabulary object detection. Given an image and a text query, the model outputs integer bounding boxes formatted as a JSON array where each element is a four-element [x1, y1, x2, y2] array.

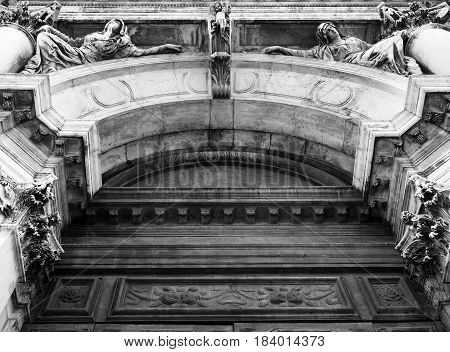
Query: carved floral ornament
[[397, 174, 450, 272], [209, 1, 231, 99], [0, 168, 62, 280], [124, 283, 341, 309]]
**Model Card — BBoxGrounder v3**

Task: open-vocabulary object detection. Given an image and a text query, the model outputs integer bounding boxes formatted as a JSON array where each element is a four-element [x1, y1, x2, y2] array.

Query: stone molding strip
[[26, 2, 411, 21]]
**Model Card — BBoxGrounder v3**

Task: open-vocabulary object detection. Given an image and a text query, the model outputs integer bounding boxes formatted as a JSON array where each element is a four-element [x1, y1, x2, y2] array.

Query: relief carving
[[374, 154, 393, 165], [66, 177, 84, 189], [64, 154, 82, 166], [422, 93, 450, 125], [257, 286, 341, 308], [53, 139, 65, 156], [209, 1, 231, 99], [0, 175, 64, 287], [2, 93, 14, 110], [374, 284, 408, 306], [310, 80, 354, 108], [397, 175, 449, 303], [0, 169, 18, 218], [90, 80, 136, 108], [233, 72, 260, 94], [371, 177, 390, 194], [30, 125, 50, 143], [378, 2, 450, 37], [58, 287, 87, 304], [125, 286, 210, 308], [370, 200, 388, 210], [407, 126, 428, 144], [0, 1, 61, 36], [122, 282, 343, 310], [13, 109, 32, 124]]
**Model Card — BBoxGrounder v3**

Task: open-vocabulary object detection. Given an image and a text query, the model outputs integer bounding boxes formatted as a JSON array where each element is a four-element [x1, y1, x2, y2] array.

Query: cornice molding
[[25, 1, 411, 21]]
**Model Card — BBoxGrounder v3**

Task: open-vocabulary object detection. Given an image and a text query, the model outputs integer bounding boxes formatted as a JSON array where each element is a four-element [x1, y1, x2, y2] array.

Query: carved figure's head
[[104, 19, 127, 38], [316, 22, 343, 45], [213, 2, 223, 13]]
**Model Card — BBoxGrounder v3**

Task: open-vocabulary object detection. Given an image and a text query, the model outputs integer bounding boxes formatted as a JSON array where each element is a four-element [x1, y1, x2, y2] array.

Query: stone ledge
[[28, 1, 411, 21]]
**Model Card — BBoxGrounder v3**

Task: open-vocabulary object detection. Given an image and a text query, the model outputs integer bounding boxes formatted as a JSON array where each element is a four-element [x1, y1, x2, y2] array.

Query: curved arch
[[47, 54, 409, 195], [103, 147, 352, 188]]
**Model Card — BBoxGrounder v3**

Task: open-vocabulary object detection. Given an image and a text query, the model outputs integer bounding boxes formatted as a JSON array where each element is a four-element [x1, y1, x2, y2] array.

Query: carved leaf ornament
[[0, 170, 62, 280], [124, 284, 341, 309], [399, 175, 450, 272]]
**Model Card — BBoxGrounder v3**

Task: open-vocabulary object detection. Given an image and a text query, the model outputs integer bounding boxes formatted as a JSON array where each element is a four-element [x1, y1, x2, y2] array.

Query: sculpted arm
[[262, 46, 319, 58], [120, 43, 183, 57]]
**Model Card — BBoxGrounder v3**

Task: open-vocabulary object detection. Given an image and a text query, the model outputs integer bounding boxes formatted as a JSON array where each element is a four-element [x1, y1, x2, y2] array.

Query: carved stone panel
[[39, 278, 102, 322], [357, 277, 427, 321], [108, 277, 358, 322]]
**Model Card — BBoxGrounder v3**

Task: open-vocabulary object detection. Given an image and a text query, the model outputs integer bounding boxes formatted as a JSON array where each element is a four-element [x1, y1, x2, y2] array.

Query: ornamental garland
[[21, 212, 61, 276], [0, 167, 62, 280], [399, 175, 449, 274]]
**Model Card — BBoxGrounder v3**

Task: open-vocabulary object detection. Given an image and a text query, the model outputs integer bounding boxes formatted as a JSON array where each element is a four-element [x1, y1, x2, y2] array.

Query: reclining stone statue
[[262, 22, 421, 76], [22, 19, 183, 74]]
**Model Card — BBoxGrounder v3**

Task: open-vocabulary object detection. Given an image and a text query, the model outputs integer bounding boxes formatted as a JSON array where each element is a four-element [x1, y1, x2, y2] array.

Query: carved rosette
[[209, 1, 231, 99]]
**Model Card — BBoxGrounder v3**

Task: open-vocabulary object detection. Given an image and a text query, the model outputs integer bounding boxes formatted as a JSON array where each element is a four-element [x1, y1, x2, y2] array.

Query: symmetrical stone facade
[[1, 0, 450, 332]]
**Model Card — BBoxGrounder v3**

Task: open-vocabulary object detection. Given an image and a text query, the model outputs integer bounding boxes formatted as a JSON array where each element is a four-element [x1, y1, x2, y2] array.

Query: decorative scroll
[[209, 1, 231, 99]]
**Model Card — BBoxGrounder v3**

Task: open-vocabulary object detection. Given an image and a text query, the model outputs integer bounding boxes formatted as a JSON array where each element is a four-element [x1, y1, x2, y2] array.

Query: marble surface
[[0, 228, 20, 321], [45, 53, 411, 194]]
